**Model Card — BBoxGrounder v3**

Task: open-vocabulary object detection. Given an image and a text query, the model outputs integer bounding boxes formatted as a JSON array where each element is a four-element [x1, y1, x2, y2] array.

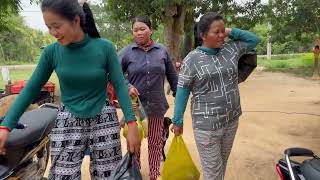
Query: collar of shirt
[[132, 42, 161, 52], [66, 33, 90, 49], [197, 46, 220, 55]]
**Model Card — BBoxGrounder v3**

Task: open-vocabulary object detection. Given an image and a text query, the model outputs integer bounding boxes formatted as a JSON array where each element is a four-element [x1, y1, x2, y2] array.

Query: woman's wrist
[[173, 121, 183, 127], [0, 126, 11, 132], [127, 120, 137, 126]]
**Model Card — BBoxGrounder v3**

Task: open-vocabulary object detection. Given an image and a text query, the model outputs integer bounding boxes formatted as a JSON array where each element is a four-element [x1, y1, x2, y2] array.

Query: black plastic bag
[[111, 152, 142, 180], [238, 51, 257, 83]]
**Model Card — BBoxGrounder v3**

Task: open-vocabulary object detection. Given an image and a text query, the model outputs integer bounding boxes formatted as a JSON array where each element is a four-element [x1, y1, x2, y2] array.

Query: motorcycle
[[276, 147, 320, 180], [0, 103, 58, 180]]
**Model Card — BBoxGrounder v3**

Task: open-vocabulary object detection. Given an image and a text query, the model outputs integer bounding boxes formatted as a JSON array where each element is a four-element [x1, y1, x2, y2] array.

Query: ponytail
[[81, 2, 100, 38]]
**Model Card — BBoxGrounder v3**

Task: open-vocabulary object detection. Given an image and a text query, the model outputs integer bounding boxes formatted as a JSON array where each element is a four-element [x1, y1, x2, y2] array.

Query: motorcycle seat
[[301, 158, 320, 180], [6, 108, 57, 148]]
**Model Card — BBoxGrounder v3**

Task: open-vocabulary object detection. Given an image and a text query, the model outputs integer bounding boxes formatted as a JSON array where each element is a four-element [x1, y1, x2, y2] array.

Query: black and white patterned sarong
[[48, 101, 121, 180]]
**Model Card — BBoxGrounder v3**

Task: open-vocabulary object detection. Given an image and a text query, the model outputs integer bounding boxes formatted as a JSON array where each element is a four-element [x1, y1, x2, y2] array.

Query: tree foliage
[[106, 0, 197, 62], [106, 0, 266, 62], [90, 3, 166, 50], [90, 3, 132, 50], [0, 15, 54, 63], [197, 0, 266, 29], [0, 0, 21, 32], [270, 0, 320, 43]]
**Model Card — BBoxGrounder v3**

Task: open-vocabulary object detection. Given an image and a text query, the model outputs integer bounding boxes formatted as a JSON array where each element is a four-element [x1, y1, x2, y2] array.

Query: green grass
[[258, 53, 314, 77], [0, 55, 41, 66], [0, 61, 36, 66], [0, 69, 59, 94]]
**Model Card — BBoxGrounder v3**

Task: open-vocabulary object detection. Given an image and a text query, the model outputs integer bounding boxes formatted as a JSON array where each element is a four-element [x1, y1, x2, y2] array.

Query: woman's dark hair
[[315, 45, 319, 49], [41, 0, 100, 38], [197, 12, 225, 35], [132, 16, 152, 29]]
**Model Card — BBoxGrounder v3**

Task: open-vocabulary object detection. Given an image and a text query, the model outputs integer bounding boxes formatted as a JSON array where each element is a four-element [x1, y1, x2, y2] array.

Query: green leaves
[[0, 0, 21, 32], [90, 3, 132, 50], [0, 0, 21, 13], [271, 0, 320, 39], [0, 15, 54, 63]]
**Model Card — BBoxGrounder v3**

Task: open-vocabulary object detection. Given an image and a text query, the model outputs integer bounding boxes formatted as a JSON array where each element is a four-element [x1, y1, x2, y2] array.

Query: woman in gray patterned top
[[171, 12, 260, 180]]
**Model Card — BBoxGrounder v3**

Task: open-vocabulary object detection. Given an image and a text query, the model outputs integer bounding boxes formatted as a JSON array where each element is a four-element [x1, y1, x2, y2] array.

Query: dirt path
[[44, 69, 320, 180]]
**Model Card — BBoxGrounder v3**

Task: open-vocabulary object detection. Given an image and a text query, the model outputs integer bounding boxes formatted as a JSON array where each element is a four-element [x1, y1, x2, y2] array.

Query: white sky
[[20, 0, 47, 31], [19, 0, 102, 32], [19, 0, 268, 32]]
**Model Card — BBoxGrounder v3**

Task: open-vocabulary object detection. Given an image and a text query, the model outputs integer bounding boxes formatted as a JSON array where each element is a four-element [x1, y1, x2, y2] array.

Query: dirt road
[[45, 69, 320, 180]]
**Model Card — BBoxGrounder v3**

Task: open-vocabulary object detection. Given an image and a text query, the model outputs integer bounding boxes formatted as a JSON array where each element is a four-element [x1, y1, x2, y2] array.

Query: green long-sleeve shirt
[[1, 34, 136, 129]]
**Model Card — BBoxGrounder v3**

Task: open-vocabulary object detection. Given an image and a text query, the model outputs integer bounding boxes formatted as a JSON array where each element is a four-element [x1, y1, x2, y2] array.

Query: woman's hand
[[127, 122, 141, 154], [170, 124, 183, 136], [113, 100, 120, 108], [132, 103, 139, 111], [119, 119, 125, 128], [0, 129, 9, 155], [224, 28, 232, 38], [129, 86, 139, 98]]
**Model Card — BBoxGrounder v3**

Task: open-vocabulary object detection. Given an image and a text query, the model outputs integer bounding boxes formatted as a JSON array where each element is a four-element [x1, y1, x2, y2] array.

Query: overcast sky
[[20, 0, 47, 31], [19, 0, 268, 32], [19, 0, 101, 31]]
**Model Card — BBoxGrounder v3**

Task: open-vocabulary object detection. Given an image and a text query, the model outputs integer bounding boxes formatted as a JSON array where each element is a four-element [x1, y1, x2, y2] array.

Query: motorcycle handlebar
[[39, 103, 59, 110], [285, 148, 314, 157]]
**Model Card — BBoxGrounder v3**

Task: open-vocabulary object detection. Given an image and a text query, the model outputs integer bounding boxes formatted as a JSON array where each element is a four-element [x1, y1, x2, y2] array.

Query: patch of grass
[[0, 61, 36, 66], [0, 55, 41, 66], [258, 54, 305, 60], [258, 53, 315, 77], [0, 69, 59, 94]]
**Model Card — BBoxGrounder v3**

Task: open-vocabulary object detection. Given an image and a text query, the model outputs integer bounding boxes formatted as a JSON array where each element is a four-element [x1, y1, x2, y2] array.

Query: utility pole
[[267, 0, 272, 60], [267, 22, 272, 60]]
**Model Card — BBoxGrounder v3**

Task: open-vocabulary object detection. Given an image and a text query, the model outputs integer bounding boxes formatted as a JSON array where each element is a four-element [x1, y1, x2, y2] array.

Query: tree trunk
[[181, 10, 194, 59], [161, 5, 187, 64], [181, 32, 193, 59], [0, 42, 6, 62]]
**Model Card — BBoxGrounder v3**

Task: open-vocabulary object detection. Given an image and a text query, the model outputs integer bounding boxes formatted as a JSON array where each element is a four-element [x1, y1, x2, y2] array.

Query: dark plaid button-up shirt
[[119, 43, 178, 117]]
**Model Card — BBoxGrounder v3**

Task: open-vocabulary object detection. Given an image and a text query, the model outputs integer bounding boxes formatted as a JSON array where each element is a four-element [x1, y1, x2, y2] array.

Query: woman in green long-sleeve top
[[0, 0, 140, 179], [171, 12, 260, 180]]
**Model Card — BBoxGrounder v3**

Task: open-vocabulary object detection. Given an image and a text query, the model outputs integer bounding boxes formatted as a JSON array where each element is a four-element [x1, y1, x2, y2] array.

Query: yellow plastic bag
[[122, 96, 148, 140], [123, 119, 144, 141], [141, 119, 148, 138], [162, 136, 200, 180]]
